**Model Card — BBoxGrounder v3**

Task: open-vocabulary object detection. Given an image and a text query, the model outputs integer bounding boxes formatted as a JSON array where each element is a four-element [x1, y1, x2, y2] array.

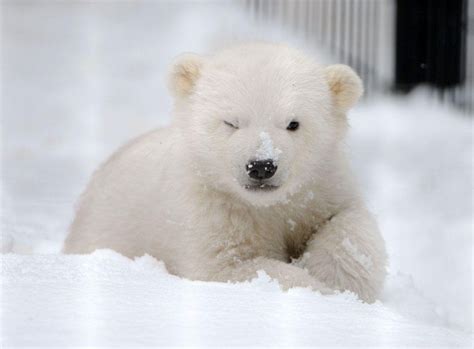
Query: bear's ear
[[168, 53, 204, 99], [324, 64, 363, 113]]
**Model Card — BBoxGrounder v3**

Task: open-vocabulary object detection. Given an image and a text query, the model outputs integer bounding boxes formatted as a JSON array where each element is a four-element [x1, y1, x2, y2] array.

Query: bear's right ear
[[324, 64, 363, 113], [168, 53, 204, 99]]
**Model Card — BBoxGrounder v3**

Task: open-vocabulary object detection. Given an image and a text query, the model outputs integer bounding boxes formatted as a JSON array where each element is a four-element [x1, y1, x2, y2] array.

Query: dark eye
[[287, 121, 299, 131], [224, 120, 238, 129]]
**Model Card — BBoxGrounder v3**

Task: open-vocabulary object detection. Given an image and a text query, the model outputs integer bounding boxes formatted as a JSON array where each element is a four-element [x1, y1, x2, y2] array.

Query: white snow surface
[[2, 251, 471, 347], [1, 1, 472, 346]]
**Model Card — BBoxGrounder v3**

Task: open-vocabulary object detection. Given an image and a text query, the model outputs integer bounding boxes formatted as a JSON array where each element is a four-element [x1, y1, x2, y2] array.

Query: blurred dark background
[[245, 0, 473, 112]]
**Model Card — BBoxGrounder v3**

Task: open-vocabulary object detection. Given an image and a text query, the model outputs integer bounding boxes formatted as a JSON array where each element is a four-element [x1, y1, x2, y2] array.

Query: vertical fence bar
[[355, 0, 363, 81], [330, 0, 337, 51], [340, 0, 347, 63], [322, 0, 328, 45], [307, 0, 314, 41], [366, 0, 375, 93], [348, 0, 355, 69], [371, 0, 380, 91], [318, 0, 324, 44]]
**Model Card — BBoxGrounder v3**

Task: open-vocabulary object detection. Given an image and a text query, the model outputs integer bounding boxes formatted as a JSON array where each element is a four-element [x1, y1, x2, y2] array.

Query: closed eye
[[224, 120, 238, 129]]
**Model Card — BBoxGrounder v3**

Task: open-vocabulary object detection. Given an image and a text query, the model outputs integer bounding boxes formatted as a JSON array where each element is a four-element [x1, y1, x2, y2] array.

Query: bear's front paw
[[277, 275, 333, 295], [295, 247, 385, 303], [264, 262, 333, 295]]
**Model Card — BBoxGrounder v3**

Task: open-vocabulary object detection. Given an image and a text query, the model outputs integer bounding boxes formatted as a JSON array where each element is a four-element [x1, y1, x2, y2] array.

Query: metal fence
[[243, 0, 473, 114]]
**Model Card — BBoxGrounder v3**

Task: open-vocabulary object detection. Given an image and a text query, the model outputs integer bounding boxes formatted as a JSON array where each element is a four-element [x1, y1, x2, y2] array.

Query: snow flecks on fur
[[287, 218, 296, 231], [255, 131, 282, 161], [304, 191, 315, 203], [341, 238, 373, 271]]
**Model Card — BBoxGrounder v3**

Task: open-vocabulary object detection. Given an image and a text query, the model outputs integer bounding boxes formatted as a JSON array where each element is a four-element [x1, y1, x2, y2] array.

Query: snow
[[256, 131, 282, 161], [287, 218, 296, 231], [2, 251, 471, 347], [1, 0, 472, 346], [350, 93, 473, 333], [341, 237, 374, 271]]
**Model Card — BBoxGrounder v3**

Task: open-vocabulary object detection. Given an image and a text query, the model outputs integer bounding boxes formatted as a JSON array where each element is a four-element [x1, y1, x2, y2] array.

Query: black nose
[[246, 159, 277, 180]]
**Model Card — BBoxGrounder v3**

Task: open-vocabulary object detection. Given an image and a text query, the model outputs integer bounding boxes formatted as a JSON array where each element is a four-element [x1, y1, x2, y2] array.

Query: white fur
[[63, 43, 387, 303]]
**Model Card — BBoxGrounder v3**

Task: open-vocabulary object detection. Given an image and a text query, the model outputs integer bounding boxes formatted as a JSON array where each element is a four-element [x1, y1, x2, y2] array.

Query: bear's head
[[168, 43, 362, 206]]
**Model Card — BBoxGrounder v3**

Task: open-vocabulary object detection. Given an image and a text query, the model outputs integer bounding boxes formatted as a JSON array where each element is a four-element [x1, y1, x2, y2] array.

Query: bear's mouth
[[244, 183, 279, 192]]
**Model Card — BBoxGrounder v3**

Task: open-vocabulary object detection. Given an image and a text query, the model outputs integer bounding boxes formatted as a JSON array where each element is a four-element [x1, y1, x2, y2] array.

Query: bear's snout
[[246, 159, 277, 180]]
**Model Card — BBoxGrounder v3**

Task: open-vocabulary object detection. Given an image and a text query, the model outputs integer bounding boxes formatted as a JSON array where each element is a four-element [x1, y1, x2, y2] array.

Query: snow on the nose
[[255, 131, 282, 161]]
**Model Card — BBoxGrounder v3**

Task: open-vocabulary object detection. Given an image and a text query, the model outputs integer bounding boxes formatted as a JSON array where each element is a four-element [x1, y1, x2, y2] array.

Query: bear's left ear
[[168, 53, 204, 99], [324, 64, 363, 113]]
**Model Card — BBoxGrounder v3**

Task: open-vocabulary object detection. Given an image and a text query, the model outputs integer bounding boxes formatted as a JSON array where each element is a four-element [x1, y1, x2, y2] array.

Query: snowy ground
[[1, 1, 472, 347], [2, 251, 471, 347]]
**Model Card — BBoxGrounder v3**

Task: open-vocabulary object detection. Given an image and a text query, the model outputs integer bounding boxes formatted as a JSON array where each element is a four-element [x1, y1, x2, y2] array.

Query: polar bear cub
[[64, 43, 387, 303]]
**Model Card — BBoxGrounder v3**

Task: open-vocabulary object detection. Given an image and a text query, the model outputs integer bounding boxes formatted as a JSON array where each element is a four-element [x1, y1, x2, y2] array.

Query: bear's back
[[63, 126, 189, 263]]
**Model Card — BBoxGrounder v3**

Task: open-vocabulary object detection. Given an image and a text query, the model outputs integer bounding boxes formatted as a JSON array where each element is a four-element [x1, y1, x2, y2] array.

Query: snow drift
[[2, 250, 471, 347]]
